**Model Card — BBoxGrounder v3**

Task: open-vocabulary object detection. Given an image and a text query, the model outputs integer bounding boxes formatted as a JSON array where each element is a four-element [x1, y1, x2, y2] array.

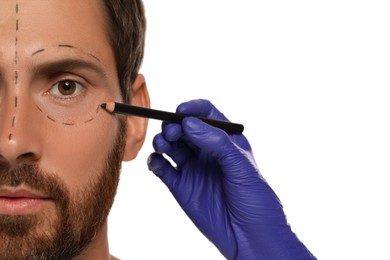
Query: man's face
[[0, 0, 138, 258]]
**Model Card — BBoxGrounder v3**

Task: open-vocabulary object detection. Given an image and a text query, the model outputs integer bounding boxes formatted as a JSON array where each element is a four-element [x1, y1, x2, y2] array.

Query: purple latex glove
[[147, 99, 316, 260]]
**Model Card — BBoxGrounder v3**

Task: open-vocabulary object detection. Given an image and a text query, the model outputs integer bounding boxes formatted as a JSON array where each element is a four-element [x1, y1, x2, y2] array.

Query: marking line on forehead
[[86, 52, 101, 63], [14, 71, 18, 85], [59, 44, 101, 63], [9, 2, 19, 143], [31, 45, 102, 63], [14, 38, 18, 65], [59, 44, 74, 49], [62, 122, 75, 126], [32, 49, 45, 56]]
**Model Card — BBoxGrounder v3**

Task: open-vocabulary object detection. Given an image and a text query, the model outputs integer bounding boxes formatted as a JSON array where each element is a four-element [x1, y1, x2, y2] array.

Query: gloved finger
[[182, 117, 260, 183], [161, 122, 183, 142], [177, 99, 252, 150], [152, 133, 170, 154], [147, 153, 179, 191], [152, 134, 193, 168], [176, 99, 229, 121]]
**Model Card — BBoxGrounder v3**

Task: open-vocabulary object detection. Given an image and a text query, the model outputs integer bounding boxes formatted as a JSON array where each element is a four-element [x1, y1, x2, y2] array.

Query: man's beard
[[0, 119, 127, 259]]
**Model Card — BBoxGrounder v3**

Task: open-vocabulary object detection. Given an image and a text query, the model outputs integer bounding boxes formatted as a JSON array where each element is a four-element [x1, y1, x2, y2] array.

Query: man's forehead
[[0, 0, 115, 75], [0, 0, 109, 48]]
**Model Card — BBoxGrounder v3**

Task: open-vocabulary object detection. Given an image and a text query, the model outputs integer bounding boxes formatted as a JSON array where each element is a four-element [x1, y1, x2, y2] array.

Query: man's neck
[[73, 222, 112, 260]]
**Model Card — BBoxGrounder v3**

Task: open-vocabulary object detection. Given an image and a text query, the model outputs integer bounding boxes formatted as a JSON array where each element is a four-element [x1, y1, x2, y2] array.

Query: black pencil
[[101, 102, 244, 134]]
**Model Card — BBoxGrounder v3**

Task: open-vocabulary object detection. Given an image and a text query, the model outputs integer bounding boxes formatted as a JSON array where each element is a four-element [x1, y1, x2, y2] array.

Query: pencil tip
[[101, 102, 115, 112]]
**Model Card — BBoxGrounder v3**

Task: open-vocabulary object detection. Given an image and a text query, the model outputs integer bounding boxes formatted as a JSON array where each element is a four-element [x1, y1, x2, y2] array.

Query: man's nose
[[0, 94, 42, 167]]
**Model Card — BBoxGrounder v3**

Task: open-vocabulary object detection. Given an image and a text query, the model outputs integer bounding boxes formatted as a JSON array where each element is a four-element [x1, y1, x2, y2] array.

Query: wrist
[[230, 223, 316, 260]]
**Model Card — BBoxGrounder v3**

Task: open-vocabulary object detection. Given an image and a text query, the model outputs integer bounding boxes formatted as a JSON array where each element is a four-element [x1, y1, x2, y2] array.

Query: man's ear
[[122, 74, 150, 161]]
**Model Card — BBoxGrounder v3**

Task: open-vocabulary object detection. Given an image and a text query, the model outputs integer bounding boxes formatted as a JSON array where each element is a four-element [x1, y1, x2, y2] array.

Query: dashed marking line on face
[[84, 117, 94, 123], [58, 44, 74, 49], [35, 104, 43, 113], [58, 44, 101, 63], [32, 48, 45, 56], [9, 3, 19, 142], [28, 44, 105, 126], [14, 38, 18, 65], [62, 122, 75, 126], [87, 52, 101, 63], [8, 5, 94, 132], [14, 71, 18, 85], [47, 115, 56, 122]]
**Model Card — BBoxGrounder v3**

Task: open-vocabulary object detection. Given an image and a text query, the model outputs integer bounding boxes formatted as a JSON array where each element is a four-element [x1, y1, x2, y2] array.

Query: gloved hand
[[147, 99, 316, 260]]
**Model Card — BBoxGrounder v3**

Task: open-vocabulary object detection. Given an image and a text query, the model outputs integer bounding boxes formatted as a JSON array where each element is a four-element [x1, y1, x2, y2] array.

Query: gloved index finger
[[177, 99, 230, 121]]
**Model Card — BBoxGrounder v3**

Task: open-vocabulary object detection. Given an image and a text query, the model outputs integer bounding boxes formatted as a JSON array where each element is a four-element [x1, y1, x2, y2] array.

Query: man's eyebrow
[[33, 58, 107, 79]]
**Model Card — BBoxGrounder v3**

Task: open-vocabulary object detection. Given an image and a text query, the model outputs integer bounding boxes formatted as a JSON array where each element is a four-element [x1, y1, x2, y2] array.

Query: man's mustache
[[0, 163, 68, 203]]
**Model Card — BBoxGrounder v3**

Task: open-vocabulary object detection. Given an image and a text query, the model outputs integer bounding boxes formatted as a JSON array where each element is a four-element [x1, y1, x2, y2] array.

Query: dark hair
[[102, 0, 146, 103]]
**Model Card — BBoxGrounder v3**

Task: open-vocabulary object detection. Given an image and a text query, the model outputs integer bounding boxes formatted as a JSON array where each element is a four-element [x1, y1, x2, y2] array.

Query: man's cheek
[[40, 127, 115, 187]]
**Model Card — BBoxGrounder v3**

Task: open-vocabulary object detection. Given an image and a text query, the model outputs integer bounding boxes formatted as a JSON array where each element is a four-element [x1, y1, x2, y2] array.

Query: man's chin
[[1, 203, 60, 233], [0, 212, 62, 259]]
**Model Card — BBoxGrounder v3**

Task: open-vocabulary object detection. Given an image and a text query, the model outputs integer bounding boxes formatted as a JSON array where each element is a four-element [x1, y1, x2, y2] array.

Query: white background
[[108, 1, 390, 259]]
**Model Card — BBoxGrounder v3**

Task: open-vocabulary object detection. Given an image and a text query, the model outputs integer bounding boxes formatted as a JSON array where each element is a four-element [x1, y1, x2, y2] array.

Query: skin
[[0, 0, 149, 258]]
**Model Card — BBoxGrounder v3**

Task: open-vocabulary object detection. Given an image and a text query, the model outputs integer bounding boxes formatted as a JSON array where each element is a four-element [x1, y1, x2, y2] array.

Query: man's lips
[[0, 188, 49, 199], [0, 187, 52, 215]]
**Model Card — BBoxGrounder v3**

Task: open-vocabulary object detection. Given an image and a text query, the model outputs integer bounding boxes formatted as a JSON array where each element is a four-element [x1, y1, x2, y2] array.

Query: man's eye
[[50, 80, 83, 97]]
